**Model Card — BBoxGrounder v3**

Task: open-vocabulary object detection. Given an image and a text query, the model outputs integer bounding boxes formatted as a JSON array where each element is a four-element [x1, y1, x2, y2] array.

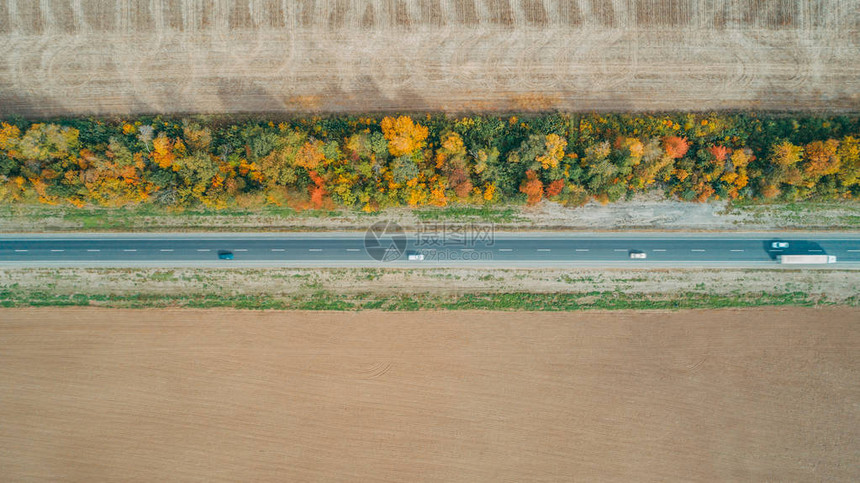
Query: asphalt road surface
[[1, 233, 859, 268]]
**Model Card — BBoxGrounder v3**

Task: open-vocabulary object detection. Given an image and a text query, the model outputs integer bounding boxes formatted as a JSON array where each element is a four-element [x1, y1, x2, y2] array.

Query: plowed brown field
[[1, 307, 858, 480], [0, 0, 858, 116]]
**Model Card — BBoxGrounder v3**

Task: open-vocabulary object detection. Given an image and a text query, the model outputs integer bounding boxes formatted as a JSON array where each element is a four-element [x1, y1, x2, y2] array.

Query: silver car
[[771, 241, 789, 249]]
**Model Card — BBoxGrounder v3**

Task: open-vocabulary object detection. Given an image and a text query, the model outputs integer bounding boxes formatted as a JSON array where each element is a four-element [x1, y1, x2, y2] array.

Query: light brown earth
[[0, 0, 858, 116], [1, 308, 858, 481]]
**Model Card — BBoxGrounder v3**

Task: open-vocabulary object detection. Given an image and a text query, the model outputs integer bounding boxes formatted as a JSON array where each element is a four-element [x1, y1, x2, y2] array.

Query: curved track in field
[[0, 0, 858, 116]]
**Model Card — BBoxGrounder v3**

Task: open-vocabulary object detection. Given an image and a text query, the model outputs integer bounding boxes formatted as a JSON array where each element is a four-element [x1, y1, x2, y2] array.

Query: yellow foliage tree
[[0, 122, 21, 154], [619, 137, 644, 164], [483, 184, 496, 202], [440, 131, 464, 155], [295, 140, 326, 170], [770, 141, 803, 166], [730, 148, 751, 169], [380, 116, 429, 157], [837, 136, 860, 186], [152, 133, 176, 169], [429, 182, 448, 207], [536, 133, 567, 170], [435, 131, 466, 168]]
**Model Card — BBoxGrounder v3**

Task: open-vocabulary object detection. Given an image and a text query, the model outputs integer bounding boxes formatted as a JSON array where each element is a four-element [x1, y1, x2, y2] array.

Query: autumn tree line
[[0, 113, 858, 211]]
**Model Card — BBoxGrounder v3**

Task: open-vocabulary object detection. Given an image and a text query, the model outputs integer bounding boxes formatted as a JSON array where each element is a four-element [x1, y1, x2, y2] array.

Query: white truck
[[778, 254, 836, 264]]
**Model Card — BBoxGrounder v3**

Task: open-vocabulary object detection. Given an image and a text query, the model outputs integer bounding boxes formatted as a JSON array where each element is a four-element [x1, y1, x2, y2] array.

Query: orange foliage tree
[[803, 139, 841, 178]]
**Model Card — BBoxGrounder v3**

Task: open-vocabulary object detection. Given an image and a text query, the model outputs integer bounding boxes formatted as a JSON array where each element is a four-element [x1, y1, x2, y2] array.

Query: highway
[[1, 233, 859, 268]]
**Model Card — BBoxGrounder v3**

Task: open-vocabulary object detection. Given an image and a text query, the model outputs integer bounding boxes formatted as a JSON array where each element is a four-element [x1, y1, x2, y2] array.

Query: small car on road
[[771, 241, 789, 249], [629, 251, 647, 259], [407, 251, 425, 261], [218, 250, 234, 260]]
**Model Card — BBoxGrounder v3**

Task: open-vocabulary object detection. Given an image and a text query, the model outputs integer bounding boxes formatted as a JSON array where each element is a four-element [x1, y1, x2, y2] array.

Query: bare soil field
[[0, 0, 858, 116], [0, 307, 858, 480]]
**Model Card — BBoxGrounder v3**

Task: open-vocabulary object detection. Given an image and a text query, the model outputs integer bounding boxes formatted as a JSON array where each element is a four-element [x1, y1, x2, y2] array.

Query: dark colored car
[[218, 250, 234, 260]]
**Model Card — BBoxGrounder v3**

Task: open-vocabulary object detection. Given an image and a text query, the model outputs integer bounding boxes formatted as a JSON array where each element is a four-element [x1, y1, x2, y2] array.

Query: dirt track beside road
[[1, 307, 857, 480]]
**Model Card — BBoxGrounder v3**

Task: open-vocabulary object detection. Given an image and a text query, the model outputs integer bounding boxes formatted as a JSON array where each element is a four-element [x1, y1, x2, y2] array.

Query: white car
[[771, 241, 789, 249], [407, 252, 425, 261], [629, 252, 647, 259]]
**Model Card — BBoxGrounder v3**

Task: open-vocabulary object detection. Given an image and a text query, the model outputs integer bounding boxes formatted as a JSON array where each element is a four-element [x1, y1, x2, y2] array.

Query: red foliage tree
[[545, 179, 565, 198], [520, 170, 544, 205], [308, 170, 326, 209], [448, 167, 472, 198], [663, 136, 690, 159], [708, 145, 730, 163]]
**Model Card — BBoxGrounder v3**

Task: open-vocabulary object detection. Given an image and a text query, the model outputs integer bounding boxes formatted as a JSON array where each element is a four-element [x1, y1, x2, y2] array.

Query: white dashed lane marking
[[537, 249, 551, 252], [652, 249, 667, 252], [613, 249, 627, 252], [730, 249, 744, 252], [346, 249, 360, 252], [234, 249, 248, 252], [51, 249, 64, 252], [309, 249, 322, 252], [271, 249, 285, 252], [160, 249, 173, 252], [123, 249, 137, 252], [691, 249, 706, 252], [575, 249, 589, 252], [499, 249, 513, 252], [197, 249, 211, 252], [87, 249, 100, 252]]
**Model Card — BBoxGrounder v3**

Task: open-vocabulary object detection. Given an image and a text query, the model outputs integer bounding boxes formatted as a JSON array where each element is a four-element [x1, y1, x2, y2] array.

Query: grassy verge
[[0, 204, 353, 232], [1, 267, 855, 310], [0, 289, 850, 311], [414, 206, 524, 223], [2, 199, 859, 232], [724, 200, 860, 229], [0, 203, 522, 232]]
